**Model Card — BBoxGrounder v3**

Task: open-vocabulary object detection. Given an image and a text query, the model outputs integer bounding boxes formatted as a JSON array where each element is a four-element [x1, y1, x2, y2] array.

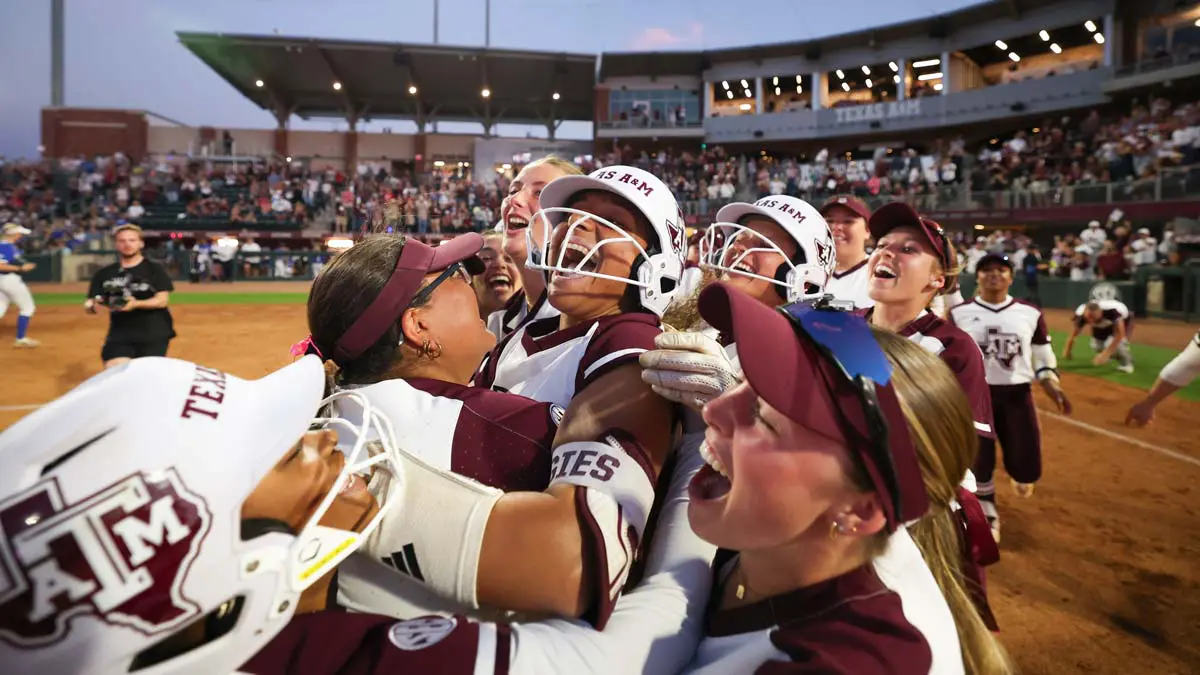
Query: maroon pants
[[974, 383, 1042, 485]]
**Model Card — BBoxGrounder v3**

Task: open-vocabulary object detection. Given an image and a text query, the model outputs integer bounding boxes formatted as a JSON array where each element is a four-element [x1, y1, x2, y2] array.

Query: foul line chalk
[[1039, 408, 1200, 469], [0, 404, 43, 412]]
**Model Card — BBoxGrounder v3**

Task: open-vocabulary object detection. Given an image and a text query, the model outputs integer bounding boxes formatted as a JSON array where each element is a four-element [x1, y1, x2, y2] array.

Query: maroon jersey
[[865, 309, 995, 440], [687, 556, 933, 674]]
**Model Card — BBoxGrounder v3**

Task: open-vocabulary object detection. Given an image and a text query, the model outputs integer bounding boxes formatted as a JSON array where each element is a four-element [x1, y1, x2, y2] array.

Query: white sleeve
[[507, 431, 715, 675], [1160, 337, 1200, 388], [1031, 343, 1058, 379]]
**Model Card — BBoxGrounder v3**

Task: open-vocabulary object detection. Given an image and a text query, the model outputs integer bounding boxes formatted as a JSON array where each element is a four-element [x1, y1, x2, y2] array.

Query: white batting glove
[[639, 331, 742, 411]]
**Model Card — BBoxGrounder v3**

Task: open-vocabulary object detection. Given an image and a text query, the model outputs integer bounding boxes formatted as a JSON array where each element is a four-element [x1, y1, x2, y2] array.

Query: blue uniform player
[[0, 223, 38, 348]]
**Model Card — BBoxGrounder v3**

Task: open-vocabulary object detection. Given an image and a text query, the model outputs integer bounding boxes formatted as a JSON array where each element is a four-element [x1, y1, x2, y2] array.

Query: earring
[[828, 520, 857, 540], [420, 339, 443, 360]]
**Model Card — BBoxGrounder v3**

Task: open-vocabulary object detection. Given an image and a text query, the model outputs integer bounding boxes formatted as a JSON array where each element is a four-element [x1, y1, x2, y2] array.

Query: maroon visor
[[819, 194, 873, 222], [331, 233, 485, 365], [698, 282, 929, 530]]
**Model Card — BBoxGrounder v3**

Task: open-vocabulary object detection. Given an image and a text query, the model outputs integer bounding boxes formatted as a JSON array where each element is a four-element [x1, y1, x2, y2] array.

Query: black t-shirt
[[87, 258, 176, 341]]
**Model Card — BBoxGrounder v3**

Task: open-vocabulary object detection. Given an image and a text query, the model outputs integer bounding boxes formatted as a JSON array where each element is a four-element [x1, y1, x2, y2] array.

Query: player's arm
[[125, 263, 174, 311], [1127, 338, 1200, 426], [1063, 321, 1083, 359], [480, 363, 674, 624], [0, 261, 23, 273], [1031, 314, 1071, 414], [125, 290, 170, 311], [1097, 316, 1127, 361]]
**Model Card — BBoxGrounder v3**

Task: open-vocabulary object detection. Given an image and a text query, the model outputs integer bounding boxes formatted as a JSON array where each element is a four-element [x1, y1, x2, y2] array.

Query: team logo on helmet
[[1089, 282, 1122, 302], [0, 472, 211, 648], [814, 239, 834, 271]]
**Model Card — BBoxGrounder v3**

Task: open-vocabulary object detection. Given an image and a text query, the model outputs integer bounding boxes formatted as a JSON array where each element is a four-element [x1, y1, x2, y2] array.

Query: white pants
[[0, 273, 35, 319], [1091, 335, 1132, 366]]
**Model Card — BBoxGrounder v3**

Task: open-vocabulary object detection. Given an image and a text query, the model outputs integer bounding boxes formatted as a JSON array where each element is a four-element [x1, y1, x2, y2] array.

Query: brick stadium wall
[[41, 108, 149, 160]]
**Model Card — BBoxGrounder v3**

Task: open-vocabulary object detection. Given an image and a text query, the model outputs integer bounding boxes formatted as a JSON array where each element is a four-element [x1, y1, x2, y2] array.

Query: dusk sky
[[0, 0, 982, 158]]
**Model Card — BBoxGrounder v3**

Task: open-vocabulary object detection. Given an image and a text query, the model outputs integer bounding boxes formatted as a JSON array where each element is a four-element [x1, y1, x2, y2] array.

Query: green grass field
[[31, 291, 1200, 401]]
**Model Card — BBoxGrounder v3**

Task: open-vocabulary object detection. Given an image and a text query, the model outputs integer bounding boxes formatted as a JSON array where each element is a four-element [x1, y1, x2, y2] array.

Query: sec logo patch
[[549, 404, 565, 426], [387, 616, 457, 651]]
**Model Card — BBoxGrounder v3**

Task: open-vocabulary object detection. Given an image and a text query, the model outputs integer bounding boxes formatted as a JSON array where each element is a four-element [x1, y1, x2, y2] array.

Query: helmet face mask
[[702, 196, 837, 304], [526, 166, 686, 317]]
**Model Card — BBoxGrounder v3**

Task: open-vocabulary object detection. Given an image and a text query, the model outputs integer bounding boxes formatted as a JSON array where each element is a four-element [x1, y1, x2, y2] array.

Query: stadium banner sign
[[833, 99, 922, 125]]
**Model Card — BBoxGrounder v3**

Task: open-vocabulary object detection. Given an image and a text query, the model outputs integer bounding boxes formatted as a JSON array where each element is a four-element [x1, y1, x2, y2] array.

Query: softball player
[[0, 223, 39, 348], [950, 253, 1072, 502], [1064, 298, 1134, 373], [1126, 330, 1200, 426]]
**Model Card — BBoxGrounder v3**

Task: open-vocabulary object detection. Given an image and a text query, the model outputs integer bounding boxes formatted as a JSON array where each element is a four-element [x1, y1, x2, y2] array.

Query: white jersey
[[485, 288, 560, 341], [825, 259, 874, 309], [929, 288, 966, 318], [332, 378, 562, 622], [475, 313, 662, 408], [950, 296, 1054, 386]]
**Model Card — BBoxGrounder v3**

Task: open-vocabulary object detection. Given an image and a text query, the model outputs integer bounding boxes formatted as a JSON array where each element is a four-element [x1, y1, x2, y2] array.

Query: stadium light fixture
[[772, 76, 779, 85], [796, 84, 803, 93], [836, 69, 845, 79], [912, 58, 940, 68], [893, 75, 901, 84], [255, 79, 264, 88], [889, 62, 899, 72], [552, 92, 560, 100], [841, 82, 850, 92], [994, 39, 1008, 50], [1085, 20, 1097, 32], [739, 103, 752, 111], [861, 65, 871, 75], [326, 237, 355, 251], [933, 83, 943, 91], [740, 79, 749, 89], [722, 80, 730, 90], [744, 89, 752, 98], [865, 78, 873, 88], [1195, 18, 1200, 27], [1039, 30, 1050, 41], [795, 75, 803, 83], [1050, 43, 1062, 54], [917, 72, 943, 81], [408, 85, 418, 94], [434, 160, 445, 167], [1008, 52, 1021, 62], [1094, 33, 1105, 44], [726, 90, 734, 99], [774, 86, 781, 95], [482, 87, 491, 97], [332, 81, 342, 91]]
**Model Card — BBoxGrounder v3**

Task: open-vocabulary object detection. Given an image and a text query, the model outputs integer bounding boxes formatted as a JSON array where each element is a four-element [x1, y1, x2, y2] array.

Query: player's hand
[[1051, 388, 1073, 415], [113, 298, 139, 312], [1062, 349, 1073, 361], [1092, 353, 1110, 366], [639, 331, 742, 411], [20, 263, 35, 272], [1126, 399, 1156, 427], [84, 298, 98, 314]]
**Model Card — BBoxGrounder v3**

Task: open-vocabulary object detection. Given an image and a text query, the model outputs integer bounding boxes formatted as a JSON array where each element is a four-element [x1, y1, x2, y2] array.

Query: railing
[[1114, 52, 1200, 77], [596, 118, 704, 130]]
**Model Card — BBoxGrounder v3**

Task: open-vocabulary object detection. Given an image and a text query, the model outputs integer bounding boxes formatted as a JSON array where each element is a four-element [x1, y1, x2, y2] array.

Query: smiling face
[[823, 205, 870, 266], [406, 264, 498, 383], [474, 235, 522, 315], [503, 162, 573, 266], [976, 261, 1012, 296], [867, 225, 945, 305], [715, 215, 799, 307], [688, 381, 867, 552], [545, 190, 655, 322]]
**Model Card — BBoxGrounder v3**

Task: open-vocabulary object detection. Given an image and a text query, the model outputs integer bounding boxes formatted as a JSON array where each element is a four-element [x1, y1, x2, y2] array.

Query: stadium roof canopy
[[177, 32, 597, 128], [599, 0, 1070, 79]]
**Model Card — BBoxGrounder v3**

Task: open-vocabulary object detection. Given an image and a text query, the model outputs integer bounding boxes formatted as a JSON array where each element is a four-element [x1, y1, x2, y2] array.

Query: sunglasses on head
[[777, 297, 904, 526]]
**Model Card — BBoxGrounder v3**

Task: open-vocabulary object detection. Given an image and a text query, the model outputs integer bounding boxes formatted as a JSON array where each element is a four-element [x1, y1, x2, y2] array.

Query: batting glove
[[639, 331, 742, 411]]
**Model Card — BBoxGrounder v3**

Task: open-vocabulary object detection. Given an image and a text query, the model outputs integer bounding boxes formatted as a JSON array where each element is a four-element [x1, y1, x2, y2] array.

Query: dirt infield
[[2, 287, 1199, 673]]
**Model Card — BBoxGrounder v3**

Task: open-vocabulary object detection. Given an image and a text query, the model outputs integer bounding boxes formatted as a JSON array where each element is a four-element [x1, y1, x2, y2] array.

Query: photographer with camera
[[85, 224, 176, 368]]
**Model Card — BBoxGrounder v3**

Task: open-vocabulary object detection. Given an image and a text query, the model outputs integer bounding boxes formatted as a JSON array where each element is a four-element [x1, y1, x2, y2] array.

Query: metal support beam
[[485, 0, 491, 47], [433, 0, 439, 43], [51, 0, 64, 106], [316, 45, 359, 119]]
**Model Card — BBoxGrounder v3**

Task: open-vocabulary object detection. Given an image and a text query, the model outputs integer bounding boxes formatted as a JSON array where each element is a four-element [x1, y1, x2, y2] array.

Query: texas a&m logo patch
[[0, 472, 211, 648], [983, 327, 1022, 369]]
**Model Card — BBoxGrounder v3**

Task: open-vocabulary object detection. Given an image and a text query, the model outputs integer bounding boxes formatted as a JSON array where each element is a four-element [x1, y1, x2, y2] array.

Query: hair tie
[[290, 335, 325, 360]]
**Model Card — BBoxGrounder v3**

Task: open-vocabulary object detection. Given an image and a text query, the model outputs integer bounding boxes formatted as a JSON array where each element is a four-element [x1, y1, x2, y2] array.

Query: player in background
[[949, 253, 1072, 541], [1063, 298, 1135, 373], [1126, 330, 1200, 426], [487, 157, 580, 338], [0, 222, 39, 347], [862, 203, 997, 535], [819, 195, 875, 309], [474, 229, 522, 322], [0, 354, 406, 675]]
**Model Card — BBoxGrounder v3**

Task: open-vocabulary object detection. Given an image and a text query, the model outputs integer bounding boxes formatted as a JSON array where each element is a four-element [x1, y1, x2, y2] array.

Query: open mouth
[[873, 262, 897, 280], [689, 442, 732, 502], [729, 261, 755, 276], [486, 274, 513, 292], [506, 215, 529, 231], [557, 241, 600, 278]]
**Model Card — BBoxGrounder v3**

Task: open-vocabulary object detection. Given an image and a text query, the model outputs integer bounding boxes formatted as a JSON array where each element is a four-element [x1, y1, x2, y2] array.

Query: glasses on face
[[777, 300, 903, 525], [410, 262, 470, 306]]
